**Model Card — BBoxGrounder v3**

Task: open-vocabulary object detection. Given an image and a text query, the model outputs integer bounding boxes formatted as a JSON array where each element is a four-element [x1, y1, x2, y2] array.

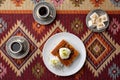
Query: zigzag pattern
[[81, 29, 91, 41], [39, 20, 66, 45], [39, 20, 67, 57]]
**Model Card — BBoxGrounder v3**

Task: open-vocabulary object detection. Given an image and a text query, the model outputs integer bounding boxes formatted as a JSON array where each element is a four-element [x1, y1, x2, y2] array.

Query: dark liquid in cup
[[11, 42, 21, 52], [39, 6, 48, 16]]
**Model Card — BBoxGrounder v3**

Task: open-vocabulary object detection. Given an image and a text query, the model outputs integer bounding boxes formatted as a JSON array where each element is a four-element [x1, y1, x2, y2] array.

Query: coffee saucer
[[6, 36, 29, 59], [33, 1, 56, 25]]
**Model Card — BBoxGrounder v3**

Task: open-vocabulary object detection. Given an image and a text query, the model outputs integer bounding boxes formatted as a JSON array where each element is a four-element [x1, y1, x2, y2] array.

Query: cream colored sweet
[[50, 57, 63, 68], [88, 20, 97, 27], [88, 20, 93, 27], [97, 23, 105, 30], [88, 12, 99, 27], [96, 17, 103, 24], [59, 48, 71, 59], [90, 12, 99, 20], [99, 14, 108, 22]]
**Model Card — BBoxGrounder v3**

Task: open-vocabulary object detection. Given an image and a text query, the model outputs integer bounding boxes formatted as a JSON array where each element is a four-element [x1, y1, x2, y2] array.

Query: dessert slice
[[51, 40, 79, 66]]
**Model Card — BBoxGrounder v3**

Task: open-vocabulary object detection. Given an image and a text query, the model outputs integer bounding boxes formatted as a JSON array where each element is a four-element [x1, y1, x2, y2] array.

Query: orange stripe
[[57, 10, 120, 14], [0, 10, 32, 14], [106, 10, 120, 14], [57, 10, 89, 14], [0, 10, 120, 14]]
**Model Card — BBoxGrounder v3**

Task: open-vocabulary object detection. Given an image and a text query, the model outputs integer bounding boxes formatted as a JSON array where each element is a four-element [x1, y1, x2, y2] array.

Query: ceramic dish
[[42, 32, 86, 76], [86, 9, 109, 32], [6, 36, 29, 59], [33, 1, 56, 25]]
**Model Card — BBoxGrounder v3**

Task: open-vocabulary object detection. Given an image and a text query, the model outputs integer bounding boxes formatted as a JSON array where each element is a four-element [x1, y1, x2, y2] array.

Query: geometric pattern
[[39, 20, 67, 56], [110, 0, 120, 7], [90, 0, 105, 7], [0, 18, 7, 33], [11, 0, 25, 7], [51, 0, 64, 7], [0, 12, 120, 80], [108, 63, 120, 80], [0, 1, 120, 10], [0, 0, 120, 79], [71, 18, 84, 34], [31, 0, 40, 4], [109, 18, 120, 35], [85, 32, 115, 69], [0, 0, 5, 6], [70, 0, 85, 7], [82, 30, 120, 77], [0, 20, 38, 76], [32, 21, 45, 35], [0, 63, 7, 79], [88, 39, 105, 59], [1, 27, 37, 69], [32, 63, 45, 79]]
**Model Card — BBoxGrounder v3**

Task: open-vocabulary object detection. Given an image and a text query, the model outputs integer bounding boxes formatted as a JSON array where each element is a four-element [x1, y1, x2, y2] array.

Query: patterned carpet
[[0, 0, 120, 80]]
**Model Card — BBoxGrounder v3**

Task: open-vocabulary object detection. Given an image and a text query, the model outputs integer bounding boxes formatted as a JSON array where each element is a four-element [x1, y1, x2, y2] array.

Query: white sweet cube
[[88, 20, 93, 27], [90, 12, 99, 20], [96, 17, 103, 24], [97, 23, 105, 30], [100, 14, 108, 22]]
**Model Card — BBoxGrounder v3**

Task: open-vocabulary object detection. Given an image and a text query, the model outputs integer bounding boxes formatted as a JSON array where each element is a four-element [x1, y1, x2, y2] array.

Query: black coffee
[[39, 6, 48, 16], [11, 42, 21, 52]]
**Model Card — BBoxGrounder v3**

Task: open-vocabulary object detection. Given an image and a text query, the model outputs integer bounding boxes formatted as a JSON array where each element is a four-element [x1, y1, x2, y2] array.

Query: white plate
[[42, 32, 86, 76]]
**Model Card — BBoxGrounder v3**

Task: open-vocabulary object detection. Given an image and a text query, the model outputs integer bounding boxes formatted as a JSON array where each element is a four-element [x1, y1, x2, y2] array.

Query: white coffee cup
[[9, 40, 23, 54], [37, 5, 50, 19]]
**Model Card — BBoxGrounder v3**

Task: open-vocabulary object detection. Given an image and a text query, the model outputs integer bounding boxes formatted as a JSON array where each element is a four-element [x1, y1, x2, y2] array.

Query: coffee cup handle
[[50, 15, 53, 18], [49, 11, 54, 18]]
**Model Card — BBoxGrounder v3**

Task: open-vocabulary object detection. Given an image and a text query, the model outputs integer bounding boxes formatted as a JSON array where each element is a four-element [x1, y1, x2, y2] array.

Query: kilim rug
[[0, 0, 120, 80]]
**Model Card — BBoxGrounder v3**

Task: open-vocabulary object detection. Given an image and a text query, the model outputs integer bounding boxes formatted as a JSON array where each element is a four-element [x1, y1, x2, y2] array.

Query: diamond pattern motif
[[88, 39, 105, 59], [81, 30, 120, 77], [84, 32, 115, 69], [1, 28, 37, 69], [0, 2, 120, 79], [0, 20, 38, 76], [90, 0, 105, 7], [11, 0, 25, 7]]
